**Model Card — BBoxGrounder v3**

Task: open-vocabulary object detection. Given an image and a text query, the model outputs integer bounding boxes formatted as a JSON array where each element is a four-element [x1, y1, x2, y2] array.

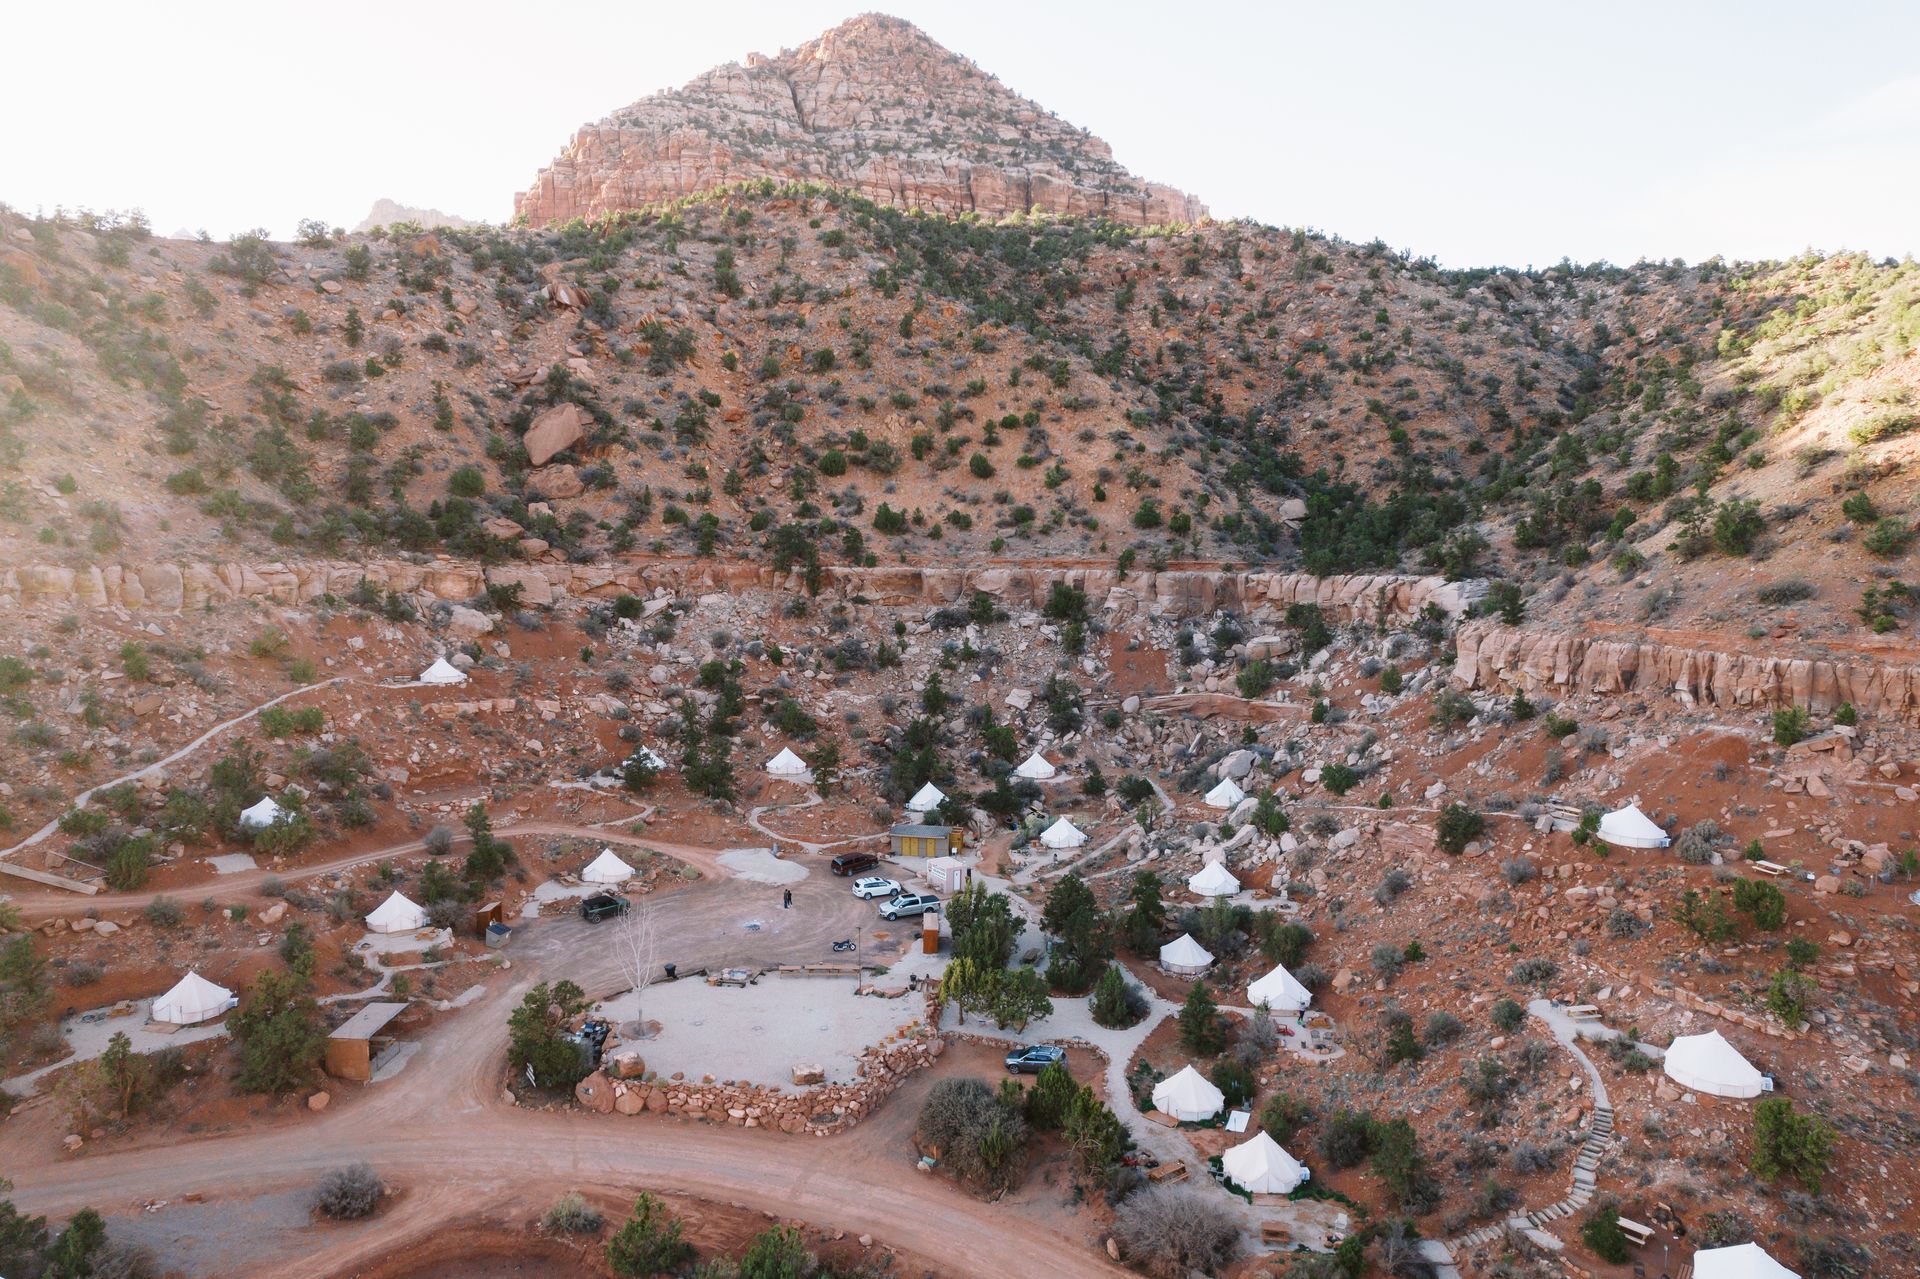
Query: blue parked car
[[1004, 1044, 1067, 1074]]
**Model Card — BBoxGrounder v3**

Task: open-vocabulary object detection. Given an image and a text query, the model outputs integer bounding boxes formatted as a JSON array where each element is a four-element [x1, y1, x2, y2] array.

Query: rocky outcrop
[[352, 199, 480, 233], [514, 14, 1205, 229], [0, 559, 1476, 625], [1454, 619, 1920, 723]]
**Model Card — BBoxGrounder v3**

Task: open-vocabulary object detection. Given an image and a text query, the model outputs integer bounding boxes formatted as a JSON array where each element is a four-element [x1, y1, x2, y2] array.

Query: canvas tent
[[765, 747, 808, 777], [1693, 1243, 1800, 1279], [365, 890, 428, 935], [1221, 1129, 1308, 1194], [1014, 751, 1057, 780], [1247, 963, 1312, 1014], [1204, 777, 1246, 809], [581, 848, 635, 884], [1040, 816, 1086, 849], [238, 796, 288, 829], [1150, 1064, 1225, 1122], [906, 782, 947, 813], [151, 970, 235, 1026], [1159, 933, 1215, 975], [1598, 802, 1670, 849], [1663, 1030, 1766, 1098], [418, 657, 467, 685], [1188, 861, 1241, 897]]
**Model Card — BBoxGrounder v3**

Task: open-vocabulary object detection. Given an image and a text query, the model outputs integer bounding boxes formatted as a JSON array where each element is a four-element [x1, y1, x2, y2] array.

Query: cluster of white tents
[[1663, 1030, 1767, 1098], [1159, 933, 1214, 976], [365, 891, 429, 934], [582, 848, 635, 884], [1147, 1067, 1308, 1192], [151, 970, 236, 1026]]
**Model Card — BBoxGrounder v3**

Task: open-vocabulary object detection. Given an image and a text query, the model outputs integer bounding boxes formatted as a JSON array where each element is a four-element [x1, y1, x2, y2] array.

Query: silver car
[[851, 876, 902, 900], [878, 892, 940, 921]]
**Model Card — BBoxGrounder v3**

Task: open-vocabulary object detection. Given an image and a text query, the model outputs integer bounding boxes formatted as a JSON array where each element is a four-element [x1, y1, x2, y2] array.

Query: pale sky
[[4, 0, 1915, 268]]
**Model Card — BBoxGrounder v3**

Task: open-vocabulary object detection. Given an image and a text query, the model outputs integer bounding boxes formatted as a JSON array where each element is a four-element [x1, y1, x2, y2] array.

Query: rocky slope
[[514, 14, 1205, 228]]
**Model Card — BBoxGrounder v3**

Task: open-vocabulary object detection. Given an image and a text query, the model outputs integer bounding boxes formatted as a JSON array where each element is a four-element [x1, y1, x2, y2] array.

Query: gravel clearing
[[597, 973, 916, 1086]]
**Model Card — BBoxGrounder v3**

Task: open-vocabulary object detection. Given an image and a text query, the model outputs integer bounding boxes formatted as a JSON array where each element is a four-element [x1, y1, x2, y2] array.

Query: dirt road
[[7, 835, 1121, 1278]]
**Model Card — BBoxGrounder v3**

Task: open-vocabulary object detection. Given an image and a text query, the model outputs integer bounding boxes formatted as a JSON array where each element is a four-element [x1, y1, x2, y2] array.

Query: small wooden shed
[[888, 823, 962, 858], [325, 1001, 409, 1083]]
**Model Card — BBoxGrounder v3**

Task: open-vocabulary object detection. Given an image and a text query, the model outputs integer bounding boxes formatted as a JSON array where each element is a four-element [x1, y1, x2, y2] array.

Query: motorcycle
[[831, 938, 856, 953]]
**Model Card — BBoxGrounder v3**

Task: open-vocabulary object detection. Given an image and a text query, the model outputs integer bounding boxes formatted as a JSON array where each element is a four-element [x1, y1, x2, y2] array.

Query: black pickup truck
[[580, 893, 630, 923]]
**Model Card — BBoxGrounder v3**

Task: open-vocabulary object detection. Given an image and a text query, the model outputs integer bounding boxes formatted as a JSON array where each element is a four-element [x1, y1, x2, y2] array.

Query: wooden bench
[[1260, 1221, 1294, 1245], [1616, 1216, 1655, 1247], [1146, 1160, 1189, 1184], [1752, 860, 1789, 877], [1565, 1004, 1602, 1022]]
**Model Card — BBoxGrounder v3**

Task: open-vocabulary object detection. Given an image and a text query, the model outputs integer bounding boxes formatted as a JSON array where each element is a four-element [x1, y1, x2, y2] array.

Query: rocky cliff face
[[514, 14, 1206, 228], [0, 559, 1471, 625], [352, 199, 480, 233], [1454, 620, 1920, 723]]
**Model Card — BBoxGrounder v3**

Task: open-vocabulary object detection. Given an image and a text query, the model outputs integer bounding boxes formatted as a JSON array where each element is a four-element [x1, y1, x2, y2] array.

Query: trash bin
[[663, 963, 677, 981]]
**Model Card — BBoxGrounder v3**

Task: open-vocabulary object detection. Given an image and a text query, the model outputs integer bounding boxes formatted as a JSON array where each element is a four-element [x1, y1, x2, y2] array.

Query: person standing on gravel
[[783, 887, 793, 909]]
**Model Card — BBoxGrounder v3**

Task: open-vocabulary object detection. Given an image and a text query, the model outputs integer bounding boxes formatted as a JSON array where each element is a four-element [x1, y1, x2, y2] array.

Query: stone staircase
[[1448, 1102, 1615, 1253]]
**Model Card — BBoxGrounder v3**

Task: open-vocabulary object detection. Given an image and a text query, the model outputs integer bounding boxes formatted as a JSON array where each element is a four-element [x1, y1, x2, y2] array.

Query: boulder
[[308, 1091, 331, 1112], [792, 1063, 826, 1086], [537, 464, 584, 499], [447, 605, 494, 639], [574, 1070, 616, 1114], [523, 403, 590, 467]]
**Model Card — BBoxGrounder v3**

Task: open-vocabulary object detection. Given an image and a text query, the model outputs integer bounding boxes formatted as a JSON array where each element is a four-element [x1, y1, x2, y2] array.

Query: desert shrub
[[1511, 1140, 1561, 1174], [1509, 958, 1558, 986], [1772, 706, 1812, 746], [1318, 1109, 1375, 1169], [1733, 877, 1787, 929], [1110, 1184, 1242, 1279], [1751, 1097, 1834, 1192], [1490, 998, 1525, 1031], [143, 896, 184, 929], [313, 1163, 384, 1220], [1500, 856, 1536, 885], [1090, 963, 1149, 1029], [1757, 578, 1816, 605], [1862, 517, 1912, 557], [1260, 1091, 1311, 1143], [1435, 802, 1485, 855], [1370, 943, 1405, 979], [1319, 763, 1359, 796], [1581, 1205, 1632, 1264], [605, 1192, 692, 1276], [917, 1077, 1029, 1192], [1424, 1011, 1465, 1045], [1209, 1058, 1255, 1108], [1674, 819, 1722, 865], [541, 1192, 603, 1235]]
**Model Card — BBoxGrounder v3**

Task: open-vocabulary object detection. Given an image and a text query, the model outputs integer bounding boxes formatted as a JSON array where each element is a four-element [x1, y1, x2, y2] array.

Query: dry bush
[[1111, 1184, 1242, 1278], [313, 1163, 384, 1220]]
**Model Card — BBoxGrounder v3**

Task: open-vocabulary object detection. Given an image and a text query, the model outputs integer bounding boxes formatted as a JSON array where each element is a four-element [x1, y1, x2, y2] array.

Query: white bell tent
[[1221, 1129, 1308, 1194], [906, 782, 947, 813], [151, 971, 236, 1026], [1040, 816, 1086, 849], [238, 797, 288, 830], [1204, 777, 1246, 809], [765, 747, 809, 777], [581, 848, 636, 884], [1693, 1243, 1800, 1279], [418, 657, 467, 685], [1247, 963, 1312, 1014], [1158, 933, 1215, 976], [365, 890, 428, 935], [1187, 861, 1241, 897], [1014, 751, 1057, 780], [1150, 1064, 1225, 1122], [1663, 1030, 1766, 1098], [1598, 802, 1670, 849]]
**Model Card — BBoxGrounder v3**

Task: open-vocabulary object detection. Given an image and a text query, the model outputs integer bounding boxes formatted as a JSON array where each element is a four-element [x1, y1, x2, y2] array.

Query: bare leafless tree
[[613, 902, 658, 1038]]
